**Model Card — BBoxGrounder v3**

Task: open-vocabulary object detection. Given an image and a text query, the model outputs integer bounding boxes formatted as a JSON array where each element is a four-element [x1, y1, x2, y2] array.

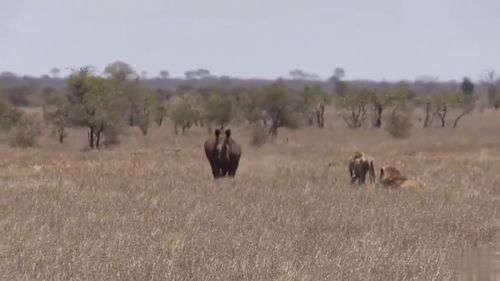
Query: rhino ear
[[215, 129, 220, 138], [225, 129, 231, 138]]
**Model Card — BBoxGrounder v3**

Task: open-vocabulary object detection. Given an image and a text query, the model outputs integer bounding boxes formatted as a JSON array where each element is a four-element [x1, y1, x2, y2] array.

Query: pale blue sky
[[1, 0, 499, 81]]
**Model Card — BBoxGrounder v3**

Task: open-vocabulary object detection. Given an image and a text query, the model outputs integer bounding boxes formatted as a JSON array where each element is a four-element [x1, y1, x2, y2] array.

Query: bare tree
[[335, 89, 370, 129], [297, 86, 331, 128], [422, 96, 433, 128], [435, 102, 447, 128], [452, 95, 475, 128]]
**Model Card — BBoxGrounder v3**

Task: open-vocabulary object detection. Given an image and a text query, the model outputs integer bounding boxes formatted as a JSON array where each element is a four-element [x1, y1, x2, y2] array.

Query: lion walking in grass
[[348, 151, 376, 185]]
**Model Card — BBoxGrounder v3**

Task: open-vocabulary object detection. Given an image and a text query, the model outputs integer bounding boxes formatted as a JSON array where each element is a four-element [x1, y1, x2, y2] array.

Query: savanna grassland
[[2, 107, 500, 281]]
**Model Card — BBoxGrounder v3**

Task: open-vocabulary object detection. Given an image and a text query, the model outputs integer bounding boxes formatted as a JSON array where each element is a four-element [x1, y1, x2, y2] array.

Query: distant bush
[[385, 108, 412, 139], [8, 116, 43, 148]]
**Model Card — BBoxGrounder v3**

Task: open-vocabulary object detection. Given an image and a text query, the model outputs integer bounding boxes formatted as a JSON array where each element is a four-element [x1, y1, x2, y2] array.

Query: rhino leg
[[207, 158, 222, 179], [212, 167, 221, 179], [227, 159, 240, 178]]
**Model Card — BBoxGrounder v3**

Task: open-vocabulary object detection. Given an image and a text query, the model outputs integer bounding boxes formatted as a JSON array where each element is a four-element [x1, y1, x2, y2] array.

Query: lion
[[348, 151, 376, 185], [379, 165, 420, 189]]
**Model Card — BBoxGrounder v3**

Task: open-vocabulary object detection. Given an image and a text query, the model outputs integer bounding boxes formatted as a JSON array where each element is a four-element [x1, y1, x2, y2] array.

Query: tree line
[[1, 61, 499, 149]]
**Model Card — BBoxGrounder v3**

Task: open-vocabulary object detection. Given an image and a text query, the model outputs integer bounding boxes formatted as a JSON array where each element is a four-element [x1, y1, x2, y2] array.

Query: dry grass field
[[2, 107, 500, 280]]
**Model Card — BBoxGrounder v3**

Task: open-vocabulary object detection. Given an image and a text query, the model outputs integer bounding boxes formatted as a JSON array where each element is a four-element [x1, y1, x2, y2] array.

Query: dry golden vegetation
[[2, 108, 500, 280]]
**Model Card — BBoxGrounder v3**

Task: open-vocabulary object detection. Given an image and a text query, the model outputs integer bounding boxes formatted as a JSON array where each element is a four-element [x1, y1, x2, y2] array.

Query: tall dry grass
[[1, 108, 500, 280]]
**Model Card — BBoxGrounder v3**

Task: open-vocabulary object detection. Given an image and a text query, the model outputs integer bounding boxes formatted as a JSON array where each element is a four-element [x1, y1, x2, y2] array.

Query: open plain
[[1, 108, 500, 280]]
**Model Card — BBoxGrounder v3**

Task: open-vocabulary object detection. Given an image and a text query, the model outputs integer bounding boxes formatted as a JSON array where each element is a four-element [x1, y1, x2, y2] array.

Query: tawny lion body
[[379, 165, 420, 189], [348, 151, 376, 185]]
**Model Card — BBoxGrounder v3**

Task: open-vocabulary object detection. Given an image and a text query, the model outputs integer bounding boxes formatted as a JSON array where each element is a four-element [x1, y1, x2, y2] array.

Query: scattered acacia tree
[[371, 90, 386, 128], [335, 89, 371, 129], [420, 95, 434, 128], [449, 77, 476, 128], [169, 90, 204, 129], [238, 89, 268, 127], [103, 61, 148, 129], [69, 63, 147, 145], [298, 86, 331, 128], [370, 89, 414, 128], [67, 67, 126, 149], [188, 91, 208, 128], [298, 86, 318, 126], [262, 80, 300, 137], [203, 91, 233, 129], [135, 91, 156, 136], [123, 81, 143, 127], [43, 95, 71, 143], [235, 90, 269, 147], [451, 94, 476, 128], [289, 69, 307, 80], [237, 81, 302, 137], [185, 68, 211, 79], [153, 103, 168, 127], [435, 97, 448, 128], [103, 61, 137, 81], [420, 91, 474, 129], [371, 89, 396, 128], [419, 93, 446, 128], [152, 90, 171, 126], [49, 67, 61, 78], [289, 69, 321, 81], [170, 95, 196, 134]]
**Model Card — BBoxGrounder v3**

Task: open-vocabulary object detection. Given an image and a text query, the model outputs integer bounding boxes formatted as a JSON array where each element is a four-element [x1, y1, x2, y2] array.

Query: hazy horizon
[[1, 0, 499, 82]]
